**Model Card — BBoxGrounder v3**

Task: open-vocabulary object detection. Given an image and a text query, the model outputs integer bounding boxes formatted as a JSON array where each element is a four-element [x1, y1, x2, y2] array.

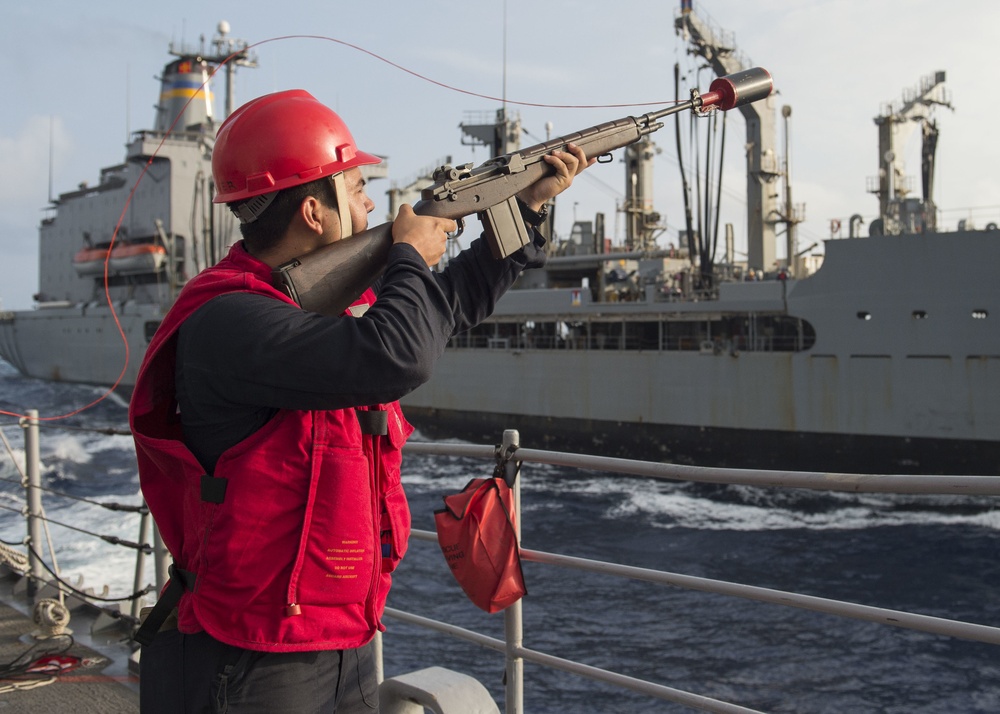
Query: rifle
[[273, 67, 772, 316]]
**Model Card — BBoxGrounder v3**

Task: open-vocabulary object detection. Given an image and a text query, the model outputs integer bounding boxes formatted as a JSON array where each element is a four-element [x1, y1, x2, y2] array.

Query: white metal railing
[[391, 430, 1000, 713], [0, 412, 162, 623], [2, 415, 998, 712]]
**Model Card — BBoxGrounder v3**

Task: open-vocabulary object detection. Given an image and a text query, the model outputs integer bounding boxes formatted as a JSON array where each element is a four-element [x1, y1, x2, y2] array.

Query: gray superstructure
[[0, 25, 252, 386]]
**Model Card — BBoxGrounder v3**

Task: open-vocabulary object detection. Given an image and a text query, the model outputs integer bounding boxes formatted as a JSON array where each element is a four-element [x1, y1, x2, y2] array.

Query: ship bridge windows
[[450, 314, 816, 353]]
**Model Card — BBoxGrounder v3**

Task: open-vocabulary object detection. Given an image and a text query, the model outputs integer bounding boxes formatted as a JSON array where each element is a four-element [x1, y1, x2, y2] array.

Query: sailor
[[128, 89, 591, 713]]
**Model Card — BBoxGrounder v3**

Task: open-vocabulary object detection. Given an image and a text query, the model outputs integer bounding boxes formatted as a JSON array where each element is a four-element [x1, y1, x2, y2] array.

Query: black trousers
[[139, 629, 379, 713]]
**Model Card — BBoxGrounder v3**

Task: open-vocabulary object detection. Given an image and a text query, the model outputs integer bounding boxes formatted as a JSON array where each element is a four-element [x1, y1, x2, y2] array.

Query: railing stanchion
[[373, 631, 384, 684], [21, 409, 43, 598], [131, 508, 152, 620], [502, 428, 524, 714], [152, 520, 169, 594]]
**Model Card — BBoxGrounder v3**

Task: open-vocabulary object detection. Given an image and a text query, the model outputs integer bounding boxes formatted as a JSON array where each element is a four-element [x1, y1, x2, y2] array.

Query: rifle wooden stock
[[273, 67, 773, 317], [273, 223, 394, 317]]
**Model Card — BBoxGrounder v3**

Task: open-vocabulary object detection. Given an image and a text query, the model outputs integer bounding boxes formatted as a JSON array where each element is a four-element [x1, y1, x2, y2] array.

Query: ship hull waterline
[[404, 405, 1000, 476]]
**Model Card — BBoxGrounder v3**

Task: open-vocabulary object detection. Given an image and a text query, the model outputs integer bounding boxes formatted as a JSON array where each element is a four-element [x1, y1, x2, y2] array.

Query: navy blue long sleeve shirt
[[176, 229, 545, 471]]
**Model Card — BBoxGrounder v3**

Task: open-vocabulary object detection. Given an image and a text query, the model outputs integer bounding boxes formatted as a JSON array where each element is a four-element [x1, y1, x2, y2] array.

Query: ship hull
[[404, 406, 1000, 476], [399, 230, 1000, 474], [401, 349, 1000, 475], [0, 304, 160, 388]]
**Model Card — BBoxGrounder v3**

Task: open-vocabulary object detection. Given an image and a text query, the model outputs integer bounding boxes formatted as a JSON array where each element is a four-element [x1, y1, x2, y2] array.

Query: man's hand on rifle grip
[[392, 204, 457, 268]]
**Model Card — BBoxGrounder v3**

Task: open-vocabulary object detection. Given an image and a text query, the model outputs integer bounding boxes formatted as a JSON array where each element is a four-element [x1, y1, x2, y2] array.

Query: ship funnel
[[155, 57, 214, 133]]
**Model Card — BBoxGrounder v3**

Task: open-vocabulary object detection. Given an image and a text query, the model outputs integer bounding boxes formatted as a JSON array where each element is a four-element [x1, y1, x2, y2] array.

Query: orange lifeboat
[[72, 244, 167, 278], [72, 247, 108, 277]]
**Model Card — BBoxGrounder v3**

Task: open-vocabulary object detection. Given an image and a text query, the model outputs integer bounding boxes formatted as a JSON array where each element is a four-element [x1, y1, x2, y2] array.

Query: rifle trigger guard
[[451, 217, 465, 240]]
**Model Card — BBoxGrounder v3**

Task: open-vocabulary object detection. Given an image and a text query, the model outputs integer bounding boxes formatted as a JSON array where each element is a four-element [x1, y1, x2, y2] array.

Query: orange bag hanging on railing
[[434, 475, 526, 613]]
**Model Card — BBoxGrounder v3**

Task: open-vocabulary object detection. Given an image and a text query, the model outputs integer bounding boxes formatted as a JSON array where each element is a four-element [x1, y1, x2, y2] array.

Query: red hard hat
[[212, 89, 380, 204]]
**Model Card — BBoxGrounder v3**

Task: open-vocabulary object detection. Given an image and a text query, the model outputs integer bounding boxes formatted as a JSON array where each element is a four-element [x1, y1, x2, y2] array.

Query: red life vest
[[129, 242, 413, 652]]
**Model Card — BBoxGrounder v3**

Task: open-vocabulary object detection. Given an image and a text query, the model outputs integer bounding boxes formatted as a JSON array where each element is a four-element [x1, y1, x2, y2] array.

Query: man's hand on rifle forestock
[[516, 142, 595, 212]]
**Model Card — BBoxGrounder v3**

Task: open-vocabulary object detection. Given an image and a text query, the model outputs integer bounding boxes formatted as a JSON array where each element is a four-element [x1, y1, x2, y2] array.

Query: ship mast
[[210, 21, 258, 120], [161, 20, 257, 133], [675, 2, 780, 273], [868, 71, 951, 236], [152, 22, 256, 279], [623, 139, 663, 252]]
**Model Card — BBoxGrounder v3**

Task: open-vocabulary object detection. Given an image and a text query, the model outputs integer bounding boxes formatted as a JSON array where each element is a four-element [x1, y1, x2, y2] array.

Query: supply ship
[[1, 8, 998, 475], [398, 8, 1000, 475]]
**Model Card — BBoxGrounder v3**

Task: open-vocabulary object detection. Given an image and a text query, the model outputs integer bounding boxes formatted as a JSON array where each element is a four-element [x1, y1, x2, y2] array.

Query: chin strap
[[331, 173, 352, 238]]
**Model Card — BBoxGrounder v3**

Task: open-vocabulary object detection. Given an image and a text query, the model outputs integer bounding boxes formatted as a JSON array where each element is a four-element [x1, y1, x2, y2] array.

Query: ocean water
[[1, 359, 998, 713]]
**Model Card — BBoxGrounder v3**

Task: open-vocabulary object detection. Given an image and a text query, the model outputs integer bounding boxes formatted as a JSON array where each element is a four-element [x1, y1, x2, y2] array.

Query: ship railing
[[130, 128, 213, 144], [450, 331, 805, 353], [2, 417, 999, 712], [0, 412, 155, 629], [381, 430, 1000, 714]]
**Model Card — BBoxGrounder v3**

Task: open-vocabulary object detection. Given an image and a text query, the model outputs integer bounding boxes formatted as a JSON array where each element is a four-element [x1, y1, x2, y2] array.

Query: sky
[[1, 0, 998, 310]]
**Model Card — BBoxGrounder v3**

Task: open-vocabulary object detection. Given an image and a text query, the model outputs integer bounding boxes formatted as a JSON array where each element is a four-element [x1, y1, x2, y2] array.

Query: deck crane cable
[[674, 63, 697, 269], [711, 110, 728, 265]]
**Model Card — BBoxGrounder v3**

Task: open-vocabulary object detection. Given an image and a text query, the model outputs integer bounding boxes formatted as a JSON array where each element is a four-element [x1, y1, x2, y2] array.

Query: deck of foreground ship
[[0, 573, 138, 713]]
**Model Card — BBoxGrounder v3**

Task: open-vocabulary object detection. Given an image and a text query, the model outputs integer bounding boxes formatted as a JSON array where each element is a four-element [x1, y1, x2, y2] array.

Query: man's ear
[[298, 196, 327, 235]]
